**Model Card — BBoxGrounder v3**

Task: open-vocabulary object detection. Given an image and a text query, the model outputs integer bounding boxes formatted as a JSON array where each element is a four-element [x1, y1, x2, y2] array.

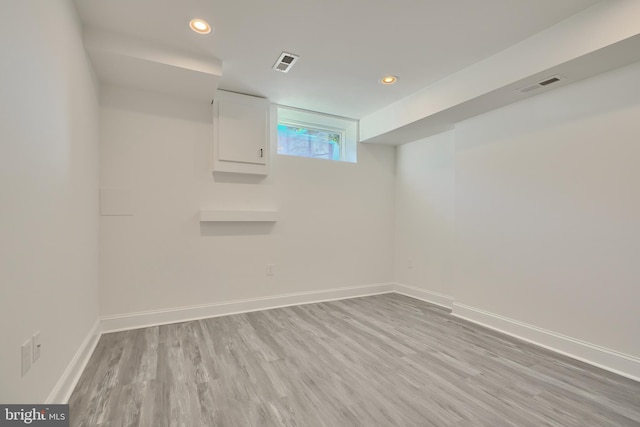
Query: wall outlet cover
[[33, 332, 41, 362], [21, 340, 32, 376]]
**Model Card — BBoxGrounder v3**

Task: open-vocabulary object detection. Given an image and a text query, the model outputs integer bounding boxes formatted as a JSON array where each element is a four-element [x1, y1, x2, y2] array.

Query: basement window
[[276, 106, 357, 163]]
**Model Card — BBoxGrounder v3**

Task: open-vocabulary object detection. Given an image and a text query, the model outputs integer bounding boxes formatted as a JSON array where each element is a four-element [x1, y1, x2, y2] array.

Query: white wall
[[395, 131, 455, 298], [99, 86, 395, 317], [395, 60, 640, 362], [0, 1, 100, 403], [454, 61, 640, 358]]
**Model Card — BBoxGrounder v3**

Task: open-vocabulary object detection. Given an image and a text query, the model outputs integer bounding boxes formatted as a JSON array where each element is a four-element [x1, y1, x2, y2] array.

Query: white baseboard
[[59, 284, 637, 398], [101, 283, 395, 333], [393, 283, 454, 310], [452, 302, 640, 382], [46, 319, 102, 404]]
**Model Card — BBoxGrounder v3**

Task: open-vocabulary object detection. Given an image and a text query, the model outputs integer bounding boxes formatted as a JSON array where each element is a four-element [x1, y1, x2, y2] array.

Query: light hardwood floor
[[69, 294, 640, 426]]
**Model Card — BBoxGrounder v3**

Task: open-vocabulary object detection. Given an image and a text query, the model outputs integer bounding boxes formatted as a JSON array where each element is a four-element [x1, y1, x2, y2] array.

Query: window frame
[[275, 105, 358, 163], [277, 119, 346, 161]]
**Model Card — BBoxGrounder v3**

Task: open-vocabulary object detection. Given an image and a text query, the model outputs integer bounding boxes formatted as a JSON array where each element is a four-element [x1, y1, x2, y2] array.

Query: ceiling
[[73, 0, 600, 119]]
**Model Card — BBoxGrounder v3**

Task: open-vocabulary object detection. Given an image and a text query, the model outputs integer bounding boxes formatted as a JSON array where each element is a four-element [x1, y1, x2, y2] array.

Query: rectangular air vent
[[518, 75, 566, 94], [272, 52, 299, 73], [539, 76, 560, 86]]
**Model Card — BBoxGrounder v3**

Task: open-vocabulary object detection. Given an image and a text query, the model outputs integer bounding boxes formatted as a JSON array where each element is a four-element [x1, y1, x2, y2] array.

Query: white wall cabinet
[[212, 90, 270, 175]]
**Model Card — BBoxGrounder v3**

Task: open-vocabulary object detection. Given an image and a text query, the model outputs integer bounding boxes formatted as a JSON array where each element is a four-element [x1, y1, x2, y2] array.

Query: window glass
[[277, 124, 343, 160], [276, 106, 357, 163]]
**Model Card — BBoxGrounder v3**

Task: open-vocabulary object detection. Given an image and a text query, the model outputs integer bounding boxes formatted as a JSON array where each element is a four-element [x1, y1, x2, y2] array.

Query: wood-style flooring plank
[[69, 294, 640, 426]]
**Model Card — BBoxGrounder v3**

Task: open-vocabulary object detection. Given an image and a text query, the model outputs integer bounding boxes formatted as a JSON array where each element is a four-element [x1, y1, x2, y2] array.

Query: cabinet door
[[213, 90, 270, 174]]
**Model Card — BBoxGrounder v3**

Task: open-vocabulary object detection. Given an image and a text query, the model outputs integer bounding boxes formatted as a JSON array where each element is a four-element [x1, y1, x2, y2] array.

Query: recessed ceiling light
[[189, 19, 212, 35], [380, 75, 398, 85]]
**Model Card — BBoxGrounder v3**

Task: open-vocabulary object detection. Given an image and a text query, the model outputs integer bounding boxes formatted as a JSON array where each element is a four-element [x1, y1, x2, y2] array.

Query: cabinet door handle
[[259, 148, 264, 158]]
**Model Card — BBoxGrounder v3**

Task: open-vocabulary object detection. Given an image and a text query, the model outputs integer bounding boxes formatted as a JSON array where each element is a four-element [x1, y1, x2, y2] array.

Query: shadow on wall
[[212, 172, 267, 184], [100, 85, 212, 123], [199, 222, 276, 236]]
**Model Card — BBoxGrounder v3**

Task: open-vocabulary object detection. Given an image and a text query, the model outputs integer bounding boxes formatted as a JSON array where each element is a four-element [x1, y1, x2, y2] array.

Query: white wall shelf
[[199, 210, 278, 223]]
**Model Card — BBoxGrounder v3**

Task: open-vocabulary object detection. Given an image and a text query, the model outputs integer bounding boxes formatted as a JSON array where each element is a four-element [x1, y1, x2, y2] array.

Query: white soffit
[[83, 29, 223, 102], [359, 1, 640, 145]]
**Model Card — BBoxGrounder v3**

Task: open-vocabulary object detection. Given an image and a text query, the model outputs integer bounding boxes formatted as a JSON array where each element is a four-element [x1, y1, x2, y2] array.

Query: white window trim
[[275, 105, 358, 163]]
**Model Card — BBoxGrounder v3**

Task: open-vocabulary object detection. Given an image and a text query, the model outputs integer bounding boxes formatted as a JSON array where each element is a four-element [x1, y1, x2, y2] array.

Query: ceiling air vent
[[518, 75, 566, 94], [272, 52, 299, 73]]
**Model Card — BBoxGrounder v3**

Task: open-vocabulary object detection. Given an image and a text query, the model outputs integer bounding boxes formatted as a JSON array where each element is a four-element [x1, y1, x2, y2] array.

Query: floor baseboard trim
[[83, 284, 638, 386], [101, 283, 395, 333], [393, 283, 454, 310], [46, 319, 102, 404], [452, 302, 640, 382]]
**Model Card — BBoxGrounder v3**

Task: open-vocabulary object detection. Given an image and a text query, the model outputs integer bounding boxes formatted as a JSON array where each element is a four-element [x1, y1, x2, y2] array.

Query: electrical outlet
[[21, 340, 32, 376], [408, 258, 414, 269], [32, 332, 41, 363], [266, 264, 275, 276]]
